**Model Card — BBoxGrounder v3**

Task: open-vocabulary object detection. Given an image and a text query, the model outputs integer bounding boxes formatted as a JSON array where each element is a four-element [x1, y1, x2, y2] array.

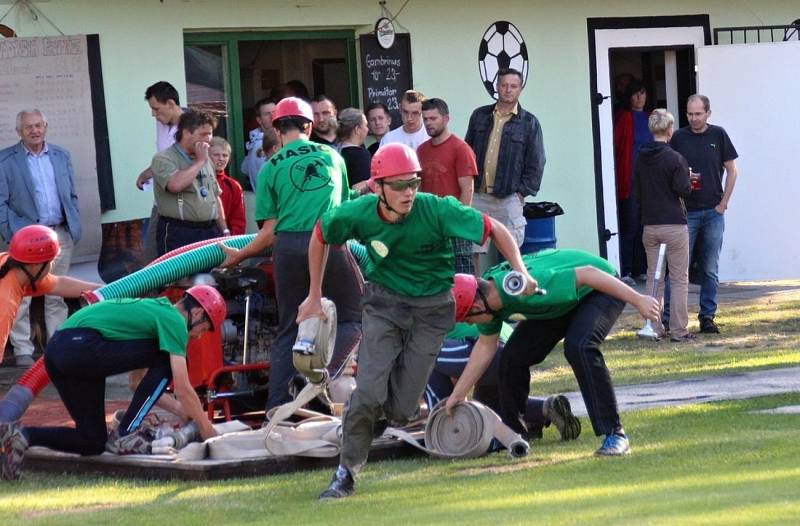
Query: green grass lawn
[[2, 394, 799, 525], [2, 289, 799, 524], [528, 299, 800, 396]]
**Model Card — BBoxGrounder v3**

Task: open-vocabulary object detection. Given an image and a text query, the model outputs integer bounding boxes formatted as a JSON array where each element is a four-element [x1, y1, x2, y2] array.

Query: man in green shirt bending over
[[447, 249, 660, 458], [297, 142, 536, 499], [0, 285, 225, 481]]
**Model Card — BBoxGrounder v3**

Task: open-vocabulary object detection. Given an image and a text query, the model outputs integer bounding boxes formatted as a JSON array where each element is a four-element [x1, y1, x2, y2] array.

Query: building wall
[[4, 0, 796, 253]]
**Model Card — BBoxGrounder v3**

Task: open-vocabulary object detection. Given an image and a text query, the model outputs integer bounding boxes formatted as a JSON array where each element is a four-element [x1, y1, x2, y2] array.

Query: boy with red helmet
[[298, 143, 534, 499], [220, 97, 364, 412], [0, 225, 100, 365], [0, 285, 225, 480], [447, 249, 660, 457]]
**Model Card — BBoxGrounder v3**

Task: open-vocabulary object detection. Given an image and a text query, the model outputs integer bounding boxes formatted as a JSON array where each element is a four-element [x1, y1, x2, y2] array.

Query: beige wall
[[3, 0, 797, 253]]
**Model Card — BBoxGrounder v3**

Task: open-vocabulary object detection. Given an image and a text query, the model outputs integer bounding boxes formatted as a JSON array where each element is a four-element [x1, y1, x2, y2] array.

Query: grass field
[[1, 288, 799, 525], [2, 394, 799, 525]]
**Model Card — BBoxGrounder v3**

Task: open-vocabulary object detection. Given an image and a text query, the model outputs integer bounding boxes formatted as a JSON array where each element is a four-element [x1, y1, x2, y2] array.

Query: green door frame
[[184, 30, 359, 187]]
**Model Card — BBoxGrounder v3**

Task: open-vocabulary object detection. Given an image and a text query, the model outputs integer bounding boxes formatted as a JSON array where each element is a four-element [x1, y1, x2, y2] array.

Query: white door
[[696, 40, 800, 280], [594, 26, 706, 270]]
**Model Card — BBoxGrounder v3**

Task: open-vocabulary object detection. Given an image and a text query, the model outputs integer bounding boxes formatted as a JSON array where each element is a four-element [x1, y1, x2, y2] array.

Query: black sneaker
[[544, 395, 581, 441], [319, 466, 355, 500], [699, 316, 720, 334]]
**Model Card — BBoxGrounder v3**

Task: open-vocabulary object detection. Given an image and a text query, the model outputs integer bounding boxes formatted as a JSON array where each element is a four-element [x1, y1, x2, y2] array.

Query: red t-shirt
[[417, 134, 478, 199]]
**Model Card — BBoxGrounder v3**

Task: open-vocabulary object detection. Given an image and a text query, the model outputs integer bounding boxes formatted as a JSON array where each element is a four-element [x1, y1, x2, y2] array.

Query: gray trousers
[[340, 284, 455, 473]]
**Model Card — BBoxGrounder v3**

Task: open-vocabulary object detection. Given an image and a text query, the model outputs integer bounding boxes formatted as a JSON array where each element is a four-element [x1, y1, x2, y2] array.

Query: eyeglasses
[[381, 177, 421, 191]]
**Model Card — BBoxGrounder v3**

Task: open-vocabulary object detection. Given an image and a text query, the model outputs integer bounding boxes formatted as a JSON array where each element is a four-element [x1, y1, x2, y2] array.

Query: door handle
[[603, 228, 617, 242]]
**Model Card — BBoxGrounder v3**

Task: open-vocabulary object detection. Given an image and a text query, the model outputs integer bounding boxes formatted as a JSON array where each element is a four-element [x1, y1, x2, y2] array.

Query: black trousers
[[22, 328, 173, 456], [269, 231, 363, 409], [156, 216, 221, 256], [499, 291, 625, 437]]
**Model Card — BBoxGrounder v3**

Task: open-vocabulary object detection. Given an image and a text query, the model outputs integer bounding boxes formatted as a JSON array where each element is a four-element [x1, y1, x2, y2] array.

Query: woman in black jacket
[[633, 109, 694, 342]]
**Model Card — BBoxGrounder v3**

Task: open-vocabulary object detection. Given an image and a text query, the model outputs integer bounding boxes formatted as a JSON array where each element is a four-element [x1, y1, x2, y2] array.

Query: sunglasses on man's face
[[381, 177, 421, 192]]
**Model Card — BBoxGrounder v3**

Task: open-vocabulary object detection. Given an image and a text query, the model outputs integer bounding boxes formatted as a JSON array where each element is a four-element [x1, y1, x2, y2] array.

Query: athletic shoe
[[621, 275, 637, 287], [595, 433, 630, 456], [699, 316, 720, 334], [319, 466, 355, 499], [0, 421, 27, 481], [670, 333, 698, 343], [14, 355, 34, 368], [544, 395, 581, 441]]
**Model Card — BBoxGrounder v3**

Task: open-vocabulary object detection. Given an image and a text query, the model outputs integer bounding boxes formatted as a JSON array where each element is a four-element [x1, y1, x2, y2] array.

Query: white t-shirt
[[379, 125, 430, 151]]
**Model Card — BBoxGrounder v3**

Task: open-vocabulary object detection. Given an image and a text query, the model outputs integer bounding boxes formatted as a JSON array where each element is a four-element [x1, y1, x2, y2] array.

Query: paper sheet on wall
[[0, 35, 102, 262]]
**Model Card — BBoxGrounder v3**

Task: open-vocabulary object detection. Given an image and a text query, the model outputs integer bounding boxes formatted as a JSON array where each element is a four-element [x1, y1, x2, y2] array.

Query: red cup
[[689, 169, 702, 191]]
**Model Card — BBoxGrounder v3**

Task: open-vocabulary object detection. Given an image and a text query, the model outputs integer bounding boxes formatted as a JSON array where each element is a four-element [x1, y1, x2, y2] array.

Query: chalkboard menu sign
[[359, 33, 413, 129]]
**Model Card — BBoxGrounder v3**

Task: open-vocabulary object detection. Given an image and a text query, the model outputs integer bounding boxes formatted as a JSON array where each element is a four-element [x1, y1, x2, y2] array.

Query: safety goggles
[[380, 177, 421, 192]]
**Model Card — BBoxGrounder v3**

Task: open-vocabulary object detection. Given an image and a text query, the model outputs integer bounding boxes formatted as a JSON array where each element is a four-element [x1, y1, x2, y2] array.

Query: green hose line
[[94, 235, 256, 301]]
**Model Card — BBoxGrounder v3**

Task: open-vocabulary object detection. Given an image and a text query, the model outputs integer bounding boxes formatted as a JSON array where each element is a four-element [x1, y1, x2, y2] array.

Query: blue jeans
[[665, 208, 725, 320]]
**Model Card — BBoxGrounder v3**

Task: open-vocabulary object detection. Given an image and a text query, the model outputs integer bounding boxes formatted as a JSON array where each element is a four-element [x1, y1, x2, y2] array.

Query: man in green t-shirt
[[446, 249, 660, 458], [297, 143, 537, 499], [0, 286, 226, 481], [220, 97, 363, 411]]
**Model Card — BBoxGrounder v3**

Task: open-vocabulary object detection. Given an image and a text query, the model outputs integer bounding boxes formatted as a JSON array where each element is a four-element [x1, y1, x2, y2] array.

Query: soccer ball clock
[[478, 20, 529, 99]]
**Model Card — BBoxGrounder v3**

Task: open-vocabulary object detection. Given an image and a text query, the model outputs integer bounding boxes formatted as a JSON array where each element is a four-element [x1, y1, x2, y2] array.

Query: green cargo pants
[[340, 283, 455, 473]]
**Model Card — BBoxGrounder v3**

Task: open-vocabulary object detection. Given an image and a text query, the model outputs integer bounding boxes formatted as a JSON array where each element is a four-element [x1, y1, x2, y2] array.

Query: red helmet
[[185, 285, 226, 331], [272, 96, 313, 125], [9, 225, 60, 264], [370, 143, 421, 181], [453, 273, 478, 322]]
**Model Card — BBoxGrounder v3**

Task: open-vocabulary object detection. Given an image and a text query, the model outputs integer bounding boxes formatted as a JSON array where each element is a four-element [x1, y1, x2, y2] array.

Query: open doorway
[[238, 38, 353, 151], [608, 46, 696, 282], [587, 16, 710, 270], [183, 31, 357, 188]]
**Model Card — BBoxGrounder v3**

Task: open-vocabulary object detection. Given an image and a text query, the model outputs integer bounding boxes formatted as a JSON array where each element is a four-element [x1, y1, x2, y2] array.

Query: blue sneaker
[[595, 433, 630, 456]]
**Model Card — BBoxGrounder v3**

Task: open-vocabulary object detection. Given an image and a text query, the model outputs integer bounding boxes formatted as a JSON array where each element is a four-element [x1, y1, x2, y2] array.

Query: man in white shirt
[[136, 82, 185, 262], [241, 97, 277, 190], [379, 90, 429, 151]]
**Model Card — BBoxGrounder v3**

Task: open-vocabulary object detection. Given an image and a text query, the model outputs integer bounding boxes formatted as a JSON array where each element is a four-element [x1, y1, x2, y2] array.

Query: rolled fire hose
[[0, 235, 257, 423], [263, 299, 337, 454], [386, 399, 530, 459]]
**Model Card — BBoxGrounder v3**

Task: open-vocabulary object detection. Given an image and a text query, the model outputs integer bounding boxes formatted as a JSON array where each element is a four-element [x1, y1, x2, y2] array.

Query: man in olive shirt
[[151, 111, 229, 256], [465, 68, 546, 272]]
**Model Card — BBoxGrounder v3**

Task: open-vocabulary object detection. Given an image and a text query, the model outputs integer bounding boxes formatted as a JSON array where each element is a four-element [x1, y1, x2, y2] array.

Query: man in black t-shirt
[[666, 94, 739, 333]]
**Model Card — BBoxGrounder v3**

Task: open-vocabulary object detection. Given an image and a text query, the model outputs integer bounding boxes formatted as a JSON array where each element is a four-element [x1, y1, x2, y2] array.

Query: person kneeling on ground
[[297, 143, 536, 500], [1, 225, 101, 366], [447, 249, 660, 457], [0, 285, 226, 481], [426, 319, 580, 442]]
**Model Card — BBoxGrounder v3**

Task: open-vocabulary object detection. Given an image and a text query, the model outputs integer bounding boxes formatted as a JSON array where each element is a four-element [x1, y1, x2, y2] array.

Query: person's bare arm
[[487, 217, 539, 293], [215, 195, 228, 234], [445, 333, 500, 414], [136, 167, 153, 190], [165, 142, 210, 193], [716, 159, 738, 214], [48, 276, 102, 297], [218, 218, 277, 267], [296, 233, 330, 323], [575, 266, 660, 321], [457, 176, 474, 206], [169, 354, 217, 440]]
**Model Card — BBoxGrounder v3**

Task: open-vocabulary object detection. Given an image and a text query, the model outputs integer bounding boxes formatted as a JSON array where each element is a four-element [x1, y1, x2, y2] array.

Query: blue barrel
[[520, 216, 556, 255]]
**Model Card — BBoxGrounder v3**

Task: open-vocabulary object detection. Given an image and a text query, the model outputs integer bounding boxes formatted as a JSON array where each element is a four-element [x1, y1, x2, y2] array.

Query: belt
[[160, 217, 216, 229]]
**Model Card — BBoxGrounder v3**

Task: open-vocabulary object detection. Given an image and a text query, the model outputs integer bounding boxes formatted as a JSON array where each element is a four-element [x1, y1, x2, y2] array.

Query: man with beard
[[417, 98, 478, 273], [310, 95, 339, 147]]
